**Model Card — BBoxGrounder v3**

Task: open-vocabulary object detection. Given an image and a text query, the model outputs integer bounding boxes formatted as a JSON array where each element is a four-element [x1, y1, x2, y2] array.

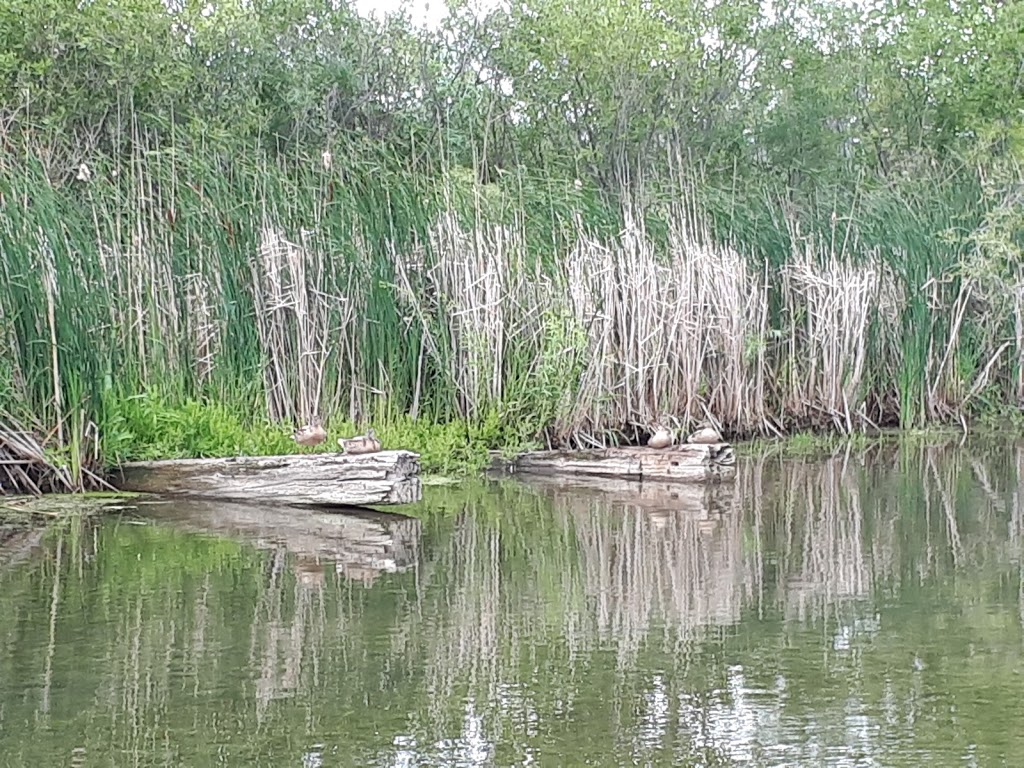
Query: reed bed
[[1, 144, 1021, 481], [780, 244, 901, 433], [394, 200, 992, 447]]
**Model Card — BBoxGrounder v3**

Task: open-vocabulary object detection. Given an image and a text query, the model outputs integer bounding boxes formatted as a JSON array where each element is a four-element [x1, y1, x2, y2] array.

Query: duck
[[647, 425, 674, 449], [338, 428, 381, 455], [686, 424, 723, 444], [292, 417, 327, 448]]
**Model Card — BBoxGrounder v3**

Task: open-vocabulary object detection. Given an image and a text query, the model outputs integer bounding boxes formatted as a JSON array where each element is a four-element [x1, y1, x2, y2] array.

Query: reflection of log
[[144, 499, 422, 581], [503, 444, 735, 483], [518, 473, 735, 518], [113, 450, 421, 506], [0, 526, 47, 571]]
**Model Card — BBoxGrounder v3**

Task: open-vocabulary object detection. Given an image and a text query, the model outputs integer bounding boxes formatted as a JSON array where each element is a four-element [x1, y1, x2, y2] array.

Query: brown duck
[[338, 428, 381, 455], [647, 425, 674, 449], [686, 425, 723, 444], [292, 417, 327, 448]]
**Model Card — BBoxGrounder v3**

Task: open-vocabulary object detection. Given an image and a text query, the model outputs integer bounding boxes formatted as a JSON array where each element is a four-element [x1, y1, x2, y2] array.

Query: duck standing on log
[[646, 424, 674, 449], [645, 418, 725, 448]]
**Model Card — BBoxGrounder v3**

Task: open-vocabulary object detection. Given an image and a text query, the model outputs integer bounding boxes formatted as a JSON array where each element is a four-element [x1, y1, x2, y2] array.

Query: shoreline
[[4, 424, 1017, 502]]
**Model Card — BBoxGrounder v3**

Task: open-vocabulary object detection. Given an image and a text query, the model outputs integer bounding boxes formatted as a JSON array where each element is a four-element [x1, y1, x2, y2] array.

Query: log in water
[[113, 450, 422, 507], [498, 443, 736, 483]]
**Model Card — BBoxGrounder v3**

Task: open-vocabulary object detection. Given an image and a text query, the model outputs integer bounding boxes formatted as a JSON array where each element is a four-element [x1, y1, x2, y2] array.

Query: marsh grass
[[0, 138, 1020, 486]]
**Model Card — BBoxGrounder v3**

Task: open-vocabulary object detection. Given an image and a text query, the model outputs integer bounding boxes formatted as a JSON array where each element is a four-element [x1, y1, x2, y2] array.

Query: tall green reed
[[0, 135, 1014, 481]]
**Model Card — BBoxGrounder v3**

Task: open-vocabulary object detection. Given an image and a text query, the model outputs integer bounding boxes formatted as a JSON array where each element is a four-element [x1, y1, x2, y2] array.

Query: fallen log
[[113, 450, 422, 507], [497, 443, 736, 483]]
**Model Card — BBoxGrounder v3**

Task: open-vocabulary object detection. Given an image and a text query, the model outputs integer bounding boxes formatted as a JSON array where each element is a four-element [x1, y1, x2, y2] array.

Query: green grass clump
[[98, 392, 533, 476], [101, 392, 296, 462]]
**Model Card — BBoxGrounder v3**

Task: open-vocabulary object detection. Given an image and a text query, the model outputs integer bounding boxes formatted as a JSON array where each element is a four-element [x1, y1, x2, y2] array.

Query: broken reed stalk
[[0, 413, 112, 495]]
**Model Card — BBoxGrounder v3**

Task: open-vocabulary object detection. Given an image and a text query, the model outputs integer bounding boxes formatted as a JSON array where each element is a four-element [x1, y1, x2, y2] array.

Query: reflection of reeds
[[421, 513, 501, 728], [750, 455, 874, 622], [248, 548, 329, 723], [739, 440, 1024, 622], [1010, 446, 1024, 627], [4, 440, 1024, 763], [559, 488, 745, 669]]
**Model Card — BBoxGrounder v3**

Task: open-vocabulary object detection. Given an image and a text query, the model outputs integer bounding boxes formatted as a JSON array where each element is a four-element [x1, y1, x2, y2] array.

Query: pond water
[[2, 439, 1023, 767]]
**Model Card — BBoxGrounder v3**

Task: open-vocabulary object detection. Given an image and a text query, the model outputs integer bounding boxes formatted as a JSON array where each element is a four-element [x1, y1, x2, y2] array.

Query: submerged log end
[[114, 449, 423, 507], [506, 443, 736, 483]]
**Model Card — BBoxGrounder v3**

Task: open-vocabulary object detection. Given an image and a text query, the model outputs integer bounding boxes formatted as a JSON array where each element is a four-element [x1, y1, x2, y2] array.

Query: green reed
[[0, 133, 1015, 480]]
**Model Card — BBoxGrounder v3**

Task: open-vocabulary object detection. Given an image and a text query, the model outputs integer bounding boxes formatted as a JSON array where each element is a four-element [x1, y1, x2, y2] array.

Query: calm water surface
[[2, 440, 1023, 767]]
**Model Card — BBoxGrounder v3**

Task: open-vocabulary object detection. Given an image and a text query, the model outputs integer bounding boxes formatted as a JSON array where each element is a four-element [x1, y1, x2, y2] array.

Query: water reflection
[[1, 439, 1023, 766], [524, 475, 745, 667]]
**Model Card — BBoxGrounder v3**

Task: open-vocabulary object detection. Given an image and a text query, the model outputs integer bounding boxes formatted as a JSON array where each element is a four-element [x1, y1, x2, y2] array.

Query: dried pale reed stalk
[[389, 189, 967, 443], [781, 245, 893, 431], [93, 219, 179, 382], [558, 236, 623, 439], [395, 197, 776, 445], [36, 228, 63, 445], [395, 212, 537, 420], [665, 208, 769, 433], [183, 269, 222, 387], [555, 202, 769, 443], [431, 211, 509, 417], [1015, 285, 1024, 404], [251, 222, 357, 424]]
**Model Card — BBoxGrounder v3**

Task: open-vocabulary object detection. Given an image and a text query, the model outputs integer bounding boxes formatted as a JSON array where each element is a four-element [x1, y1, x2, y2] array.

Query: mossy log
[[113, 450, 422, 507], [498, 443, 736, 483]]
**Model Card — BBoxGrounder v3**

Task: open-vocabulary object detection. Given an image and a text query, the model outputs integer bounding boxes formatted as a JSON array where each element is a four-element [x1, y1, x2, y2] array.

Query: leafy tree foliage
[[1, 0, 1018, 191]]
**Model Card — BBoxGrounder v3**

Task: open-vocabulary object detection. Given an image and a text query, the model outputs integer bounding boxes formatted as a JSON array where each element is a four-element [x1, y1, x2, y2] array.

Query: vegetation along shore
[[0, 0, 1021, 492]]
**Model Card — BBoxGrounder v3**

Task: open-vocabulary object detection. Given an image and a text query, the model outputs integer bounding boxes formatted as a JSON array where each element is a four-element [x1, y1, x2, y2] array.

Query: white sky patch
[[351, 0, 451, 29]]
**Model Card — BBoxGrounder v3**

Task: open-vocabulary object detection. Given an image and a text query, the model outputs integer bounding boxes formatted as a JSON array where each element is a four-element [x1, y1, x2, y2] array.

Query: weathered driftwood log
[[501, 443, 735, 483], [141, 499, 422, 584], [113, 450, 421, 506]]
